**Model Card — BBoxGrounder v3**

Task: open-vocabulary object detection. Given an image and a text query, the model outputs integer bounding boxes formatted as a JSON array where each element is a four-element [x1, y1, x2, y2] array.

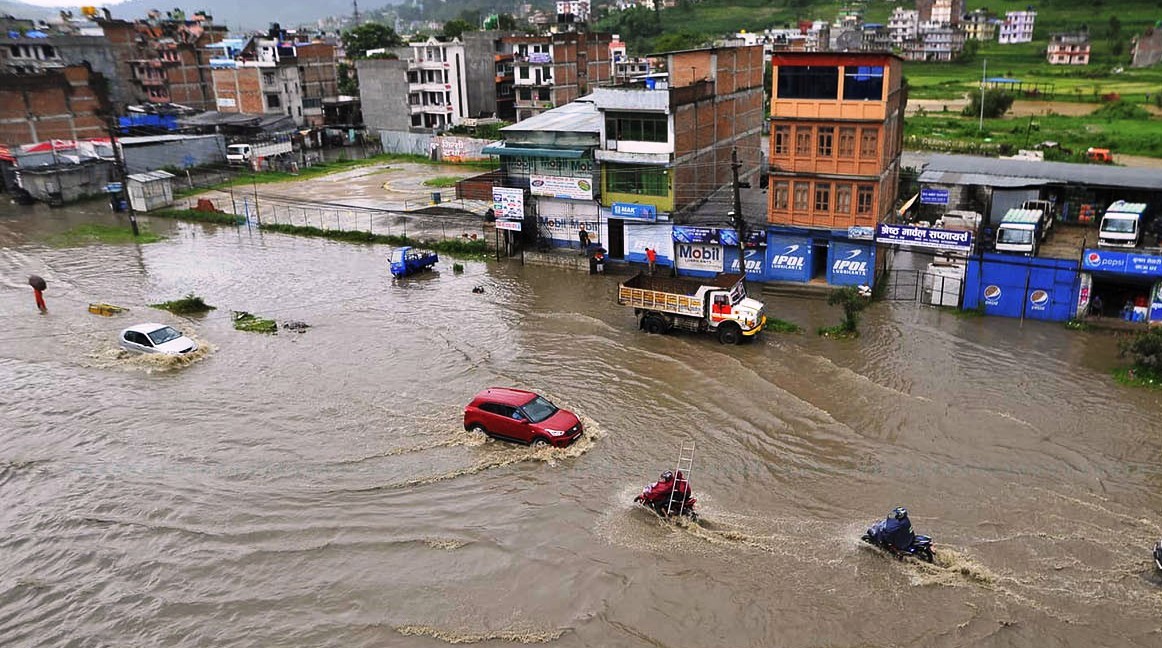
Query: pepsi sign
[[1081, 248, 1162, 278], [983, 284, 1002, 306], [1028, 289, 1050, 311]]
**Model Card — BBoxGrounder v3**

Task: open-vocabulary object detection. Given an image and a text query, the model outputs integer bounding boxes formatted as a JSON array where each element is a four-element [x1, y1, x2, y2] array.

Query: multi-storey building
[[916, 0, 963, 24], [900, 23, 966, 61], [962, 9, 998, 42], [1131, 26, 1162, 68], [97, 11, 226, 110], [609, 34, 650, 83], [556, 0, 590, 24], [461, 31, 519, 121], [767, 52, 905, 286], [504, 31, 613, 122], [1047, 32, 1091, 65], [999, 10, 1036, 44], [888, 8, 919, 47], [210, 37, 306, 125], [295, 42, 339, 127], [404, 37, 468, 130]]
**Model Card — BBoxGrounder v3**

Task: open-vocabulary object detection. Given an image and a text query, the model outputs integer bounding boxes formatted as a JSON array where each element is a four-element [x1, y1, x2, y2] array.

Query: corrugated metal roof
[[501, 100, 600, 134], [127, 170, 176, 183], [921, 153, 1162, 191], [480, 143, 584, 158], [917, 169, 1052, 188]]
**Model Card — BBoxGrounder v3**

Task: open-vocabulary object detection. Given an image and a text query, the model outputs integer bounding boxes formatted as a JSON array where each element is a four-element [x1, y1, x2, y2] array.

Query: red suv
[[463, 388, 583, 447]]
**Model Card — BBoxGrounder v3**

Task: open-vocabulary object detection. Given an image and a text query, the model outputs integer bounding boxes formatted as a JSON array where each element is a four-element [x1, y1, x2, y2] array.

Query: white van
[[1098, 201, 1149, 248]]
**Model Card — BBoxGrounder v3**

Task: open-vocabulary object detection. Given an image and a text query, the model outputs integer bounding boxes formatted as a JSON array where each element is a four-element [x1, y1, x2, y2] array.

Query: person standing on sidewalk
[[645, 247, 657, 275], [578, 225, 590, 252]]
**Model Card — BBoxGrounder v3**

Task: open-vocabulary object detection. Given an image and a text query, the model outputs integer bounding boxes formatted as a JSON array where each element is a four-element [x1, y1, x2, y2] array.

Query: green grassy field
[[905, 106, 1162, 158]]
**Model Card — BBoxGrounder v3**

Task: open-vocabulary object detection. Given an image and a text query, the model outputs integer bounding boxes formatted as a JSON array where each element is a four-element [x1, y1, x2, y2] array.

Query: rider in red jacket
[[635, 471, 691, 507]]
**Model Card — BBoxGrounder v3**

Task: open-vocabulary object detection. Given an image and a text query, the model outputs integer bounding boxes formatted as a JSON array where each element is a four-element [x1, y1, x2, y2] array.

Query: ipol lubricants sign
[[675, 243, 723, 272], [827, 242, 875, 286], [766, 234, 811, 282]]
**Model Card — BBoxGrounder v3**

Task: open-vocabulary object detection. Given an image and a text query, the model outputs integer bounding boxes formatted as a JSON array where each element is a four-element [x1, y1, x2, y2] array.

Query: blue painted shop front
[[964, 253, 1080, 322], [669, 226, 876, 286]]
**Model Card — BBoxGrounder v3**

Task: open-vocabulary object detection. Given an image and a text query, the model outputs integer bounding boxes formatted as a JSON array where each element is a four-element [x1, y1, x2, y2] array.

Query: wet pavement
[[2, 201, 1162, 647]]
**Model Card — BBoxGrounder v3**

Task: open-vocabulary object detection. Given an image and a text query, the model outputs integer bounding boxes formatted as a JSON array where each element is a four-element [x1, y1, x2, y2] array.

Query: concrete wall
[[436, 135, 490, 163], [380, 130, 434, 156], [357, 58, 411, 133], [461, 31, 504, 119], [53, 36, 128, 109], [122, 134, 228, 174]]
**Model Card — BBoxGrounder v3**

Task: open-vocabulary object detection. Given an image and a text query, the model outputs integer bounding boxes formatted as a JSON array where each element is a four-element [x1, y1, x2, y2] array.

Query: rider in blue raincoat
[[882, 507, 914, 551]]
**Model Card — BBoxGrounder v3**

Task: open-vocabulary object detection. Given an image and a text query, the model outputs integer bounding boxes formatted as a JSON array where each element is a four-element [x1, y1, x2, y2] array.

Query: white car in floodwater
[[119, 323, 199, 355]]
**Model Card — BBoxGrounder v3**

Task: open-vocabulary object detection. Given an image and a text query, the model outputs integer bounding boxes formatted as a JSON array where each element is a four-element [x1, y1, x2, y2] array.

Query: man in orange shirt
[[645, 247, 657, 275]]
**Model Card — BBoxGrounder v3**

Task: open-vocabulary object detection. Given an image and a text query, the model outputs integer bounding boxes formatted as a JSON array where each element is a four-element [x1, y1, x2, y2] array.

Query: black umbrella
[[28, 275, 46, 291]]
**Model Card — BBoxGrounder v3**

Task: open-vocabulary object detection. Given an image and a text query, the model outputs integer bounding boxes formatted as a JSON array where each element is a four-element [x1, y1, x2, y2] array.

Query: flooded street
[[2, 204, 1162, 647]]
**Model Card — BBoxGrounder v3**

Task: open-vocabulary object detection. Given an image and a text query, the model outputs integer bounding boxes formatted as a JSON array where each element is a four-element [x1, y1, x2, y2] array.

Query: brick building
[[210, 37, 310, 125], [0, 64, 112, 145], [97, 12, 226, 109], [504, 31, 614, 121], [766, 51, 905, 286], [296, 42, 339, 126]]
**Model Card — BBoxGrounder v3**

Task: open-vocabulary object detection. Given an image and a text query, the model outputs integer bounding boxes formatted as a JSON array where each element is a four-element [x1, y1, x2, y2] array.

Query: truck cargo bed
[[617, 272, 743, 318], [620, 272, 743, 296]]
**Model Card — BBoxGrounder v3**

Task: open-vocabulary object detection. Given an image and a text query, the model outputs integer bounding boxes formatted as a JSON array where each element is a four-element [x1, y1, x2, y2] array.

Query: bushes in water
[[151, 293, 216, 315], [232, 311, 277, 334]]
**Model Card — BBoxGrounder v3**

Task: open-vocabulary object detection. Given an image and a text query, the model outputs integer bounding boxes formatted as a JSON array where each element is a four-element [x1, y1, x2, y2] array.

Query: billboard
[[529, 174, 593, 200], [492, 187, 524, 220], [875, 223, 973, 252], [827, 241, 876, 286], [1080, 249, 1162, 278], [675, 243, 723, 273]]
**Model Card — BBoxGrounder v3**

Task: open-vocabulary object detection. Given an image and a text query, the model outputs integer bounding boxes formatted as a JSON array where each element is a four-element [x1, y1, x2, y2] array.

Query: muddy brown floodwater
[[2, 204, 1162, 647]]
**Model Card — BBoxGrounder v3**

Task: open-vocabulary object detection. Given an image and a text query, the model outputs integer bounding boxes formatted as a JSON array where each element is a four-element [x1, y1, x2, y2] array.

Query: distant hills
[[0, 0, 403, 30]]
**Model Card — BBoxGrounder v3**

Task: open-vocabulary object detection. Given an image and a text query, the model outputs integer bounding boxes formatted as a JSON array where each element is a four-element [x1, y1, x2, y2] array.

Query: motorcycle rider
[[882, 506, 915, 552], [634, 470, 692, 514]]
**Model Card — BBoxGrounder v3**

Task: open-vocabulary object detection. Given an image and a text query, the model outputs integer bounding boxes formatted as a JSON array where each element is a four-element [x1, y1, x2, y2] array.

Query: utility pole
[[978, 58, 987, 132], [729, 146, 747, 280], [107, 115, 139, 236], [353, 0, 360, 24]]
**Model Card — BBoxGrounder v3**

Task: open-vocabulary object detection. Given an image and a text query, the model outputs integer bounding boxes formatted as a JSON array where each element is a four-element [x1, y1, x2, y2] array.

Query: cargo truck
[[226, 140, 294, 165], [617, 272, 766, 345], [1098, 200, 1149, 248], [994, 208, 1048, 256]]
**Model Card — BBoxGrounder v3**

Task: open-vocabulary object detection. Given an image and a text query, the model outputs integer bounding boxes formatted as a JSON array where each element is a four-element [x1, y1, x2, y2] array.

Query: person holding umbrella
[[28, 275, 47, 313]]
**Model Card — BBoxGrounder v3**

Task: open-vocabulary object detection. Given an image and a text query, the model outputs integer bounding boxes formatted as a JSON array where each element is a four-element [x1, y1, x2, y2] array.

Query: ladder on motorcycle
[[666, 440, 696, 516]]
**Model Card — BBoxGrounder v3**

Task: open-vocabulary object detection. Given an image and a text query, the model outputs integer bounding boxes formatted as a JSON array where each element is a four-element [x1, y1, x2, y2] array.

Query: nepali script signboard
[[875, 223, 973, 253]]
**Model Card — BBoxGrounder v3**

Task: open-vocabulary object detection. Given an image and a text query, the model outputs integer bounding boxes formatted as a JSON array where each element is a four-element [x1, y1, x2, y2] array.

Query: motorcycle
[[861, 520, 935, 563], [634, 492, 698, 521], [1153, 540, 1162, 571]]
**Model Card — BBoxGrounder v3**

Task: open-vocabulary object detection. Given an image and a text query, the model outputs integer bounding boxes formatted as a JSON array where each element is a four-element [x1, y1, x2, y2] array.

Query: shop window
[[838, 127, 856, 158], [836, 184, 852, 214], [857, 186, 874, 214], [774, 126, 790, 155], [843, 66, 884, 100], [773, 182, 789, 210], [607, 164, 668, 197], [794, 126, 811, 156], [816, 127, 834, 157], [814, 183, 831, 212], [860, 128, 878, 158], [793, 182, 809, 211], [605, 112, 668, 143], [776, 65, 839, 100]]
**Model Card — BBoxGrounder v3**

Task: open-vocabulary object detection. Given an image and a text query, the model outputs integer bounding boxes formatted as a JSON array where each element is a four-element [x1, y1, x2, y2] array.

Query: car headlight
[[545, 429, 566, 437]]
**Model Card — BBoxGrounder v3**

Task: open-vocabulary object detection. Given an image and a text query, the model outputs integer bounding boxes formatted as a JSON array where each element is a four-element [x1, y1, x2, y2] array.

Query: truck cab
[[995, 208, 1046, 256], [226, 144, 251, 164], [1098, 201, 1148, 248]]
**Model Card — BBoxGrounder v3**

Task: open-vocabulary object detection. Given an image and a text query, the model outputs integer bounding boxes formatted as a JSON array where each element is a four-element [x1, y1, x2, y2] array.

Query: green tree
[[338, 62, 358, 95], [442, 18, 476, 40], [651, 31, 706, 54], [962, 89, 1015, 118], [497, 13, 518, 30], [1108, 15, 1121, 42], [1120, 327, 1162, 377], [342, 22, 404, 59]]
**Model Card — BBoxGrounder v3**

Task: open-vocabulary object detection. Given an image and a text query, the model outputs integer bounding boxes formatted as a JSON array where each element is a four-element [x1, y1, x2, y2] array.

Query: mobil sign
[[675, 243, 723, 273], [766, 234, 811, 282], [827, 241, 875, 286]]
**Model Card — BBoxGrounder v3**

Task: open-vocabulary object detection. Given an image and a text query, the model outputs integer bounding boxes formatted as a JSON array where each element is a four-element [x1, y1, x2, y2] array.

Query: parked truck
[[1098, 200, 1149, 248], [617, 272, 766, 345], [226, 140, 294, 165], [995, 207, 1049, 256]]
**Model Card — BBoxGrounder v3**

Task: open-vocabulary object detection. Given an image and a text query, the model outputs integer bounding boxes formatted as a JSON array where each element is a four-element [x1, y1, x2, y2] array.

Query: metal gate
[[883, 268, 965, 306]]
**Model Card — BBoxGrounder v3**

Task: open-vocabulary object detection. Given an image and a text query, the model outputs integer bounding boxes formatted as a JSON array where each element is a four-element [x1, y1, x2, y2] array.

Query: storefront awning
[[480, 143, 584, 159]]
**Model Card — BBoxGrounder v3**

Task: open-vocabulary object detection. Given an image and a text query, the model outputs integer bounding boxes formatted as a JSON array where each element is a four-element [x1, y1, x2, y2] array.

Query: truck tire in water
[[643, 314, 667, 335], [717, 323, 742, 345]]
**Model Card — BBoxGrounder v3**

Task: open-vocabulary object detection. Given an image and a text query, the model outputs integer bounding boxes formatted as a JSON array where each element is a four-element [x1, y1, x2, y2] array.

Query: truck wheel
[[644, 315, 667, 335], [717, 323, 742, 345]]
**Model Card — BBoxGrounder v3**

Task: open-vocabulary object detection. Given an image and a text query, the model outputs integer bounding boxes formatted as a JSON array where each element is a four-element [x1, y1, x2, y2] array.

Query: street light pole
[[978, 58, 987, 132], [730, 146, 746, 281]]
